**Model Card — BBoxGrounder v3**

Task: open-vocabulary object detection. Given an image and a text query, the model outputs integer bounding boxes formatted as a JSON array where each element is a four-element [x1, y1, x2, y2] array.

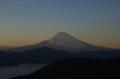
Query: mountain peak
[[48, 32, 91, 49], [55, 32, 71, 37], [53, 32, 75, 41]]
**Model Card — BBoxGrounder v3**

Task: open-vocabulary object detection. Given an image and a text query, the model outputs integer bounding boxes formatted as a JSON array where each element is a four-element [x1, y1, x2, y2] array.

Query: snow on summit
[[48, 32, 91, 49]]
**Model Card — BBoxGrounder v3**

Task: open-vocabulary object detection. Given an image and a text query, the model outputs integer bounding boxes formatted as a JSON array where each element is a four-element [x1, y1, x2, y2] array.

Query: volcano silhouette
[[11, 32, 107, 52]]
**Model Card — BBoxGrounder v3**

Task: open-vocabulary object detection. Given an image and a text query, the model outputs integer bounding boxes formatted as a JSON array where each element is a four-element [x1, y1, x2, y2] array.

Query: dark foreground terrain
[[11, 58, 120, 79]]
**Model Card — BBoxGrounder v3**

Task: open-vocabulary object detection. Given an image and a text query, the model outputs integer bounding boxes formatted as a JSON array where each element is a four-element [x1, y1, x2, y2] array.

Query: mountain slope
[[48, 32, 91, 49], [7, 32, 110, 52]]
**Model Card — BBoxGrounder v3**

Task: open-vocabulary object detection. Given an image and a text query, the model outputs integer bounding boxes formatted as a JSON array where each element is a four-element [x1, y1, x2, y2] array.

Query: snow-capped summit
[[48, 32, 91, 49]]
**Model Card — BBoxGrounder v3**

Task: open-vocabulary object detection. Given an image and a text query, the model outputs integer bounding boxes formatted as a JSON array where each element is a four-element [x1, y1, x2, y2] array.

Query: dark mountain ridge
[[0, 32, 120, 66], [0, 46, 120, 66]]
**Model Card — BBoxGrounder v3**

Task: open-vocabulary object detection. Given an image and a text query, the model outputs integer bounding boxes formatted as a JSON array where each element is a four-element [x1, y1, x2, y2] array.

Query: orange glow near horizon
[[0, 0, 120, 49], [0, 35, 120, 49]]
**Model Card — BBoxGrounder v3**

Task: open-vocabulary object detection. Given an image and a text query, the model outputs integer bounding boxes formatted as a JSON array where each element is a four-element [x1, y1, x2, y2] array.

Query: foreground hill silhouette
[[0, 47, 120, 66], [11, 58, 120, 79]]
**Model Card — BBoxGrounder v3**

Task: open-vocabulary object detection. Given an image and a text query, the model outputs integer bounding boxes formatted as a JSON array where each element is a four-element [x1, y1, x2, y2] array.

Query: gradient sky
[[0, 0, 120, 48]]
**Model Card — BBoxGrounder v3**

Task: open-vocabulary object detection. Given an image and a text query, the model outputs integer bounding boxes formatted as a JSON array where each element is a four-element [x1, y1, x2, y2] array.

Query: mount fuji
[[8, 32, 110, 52]]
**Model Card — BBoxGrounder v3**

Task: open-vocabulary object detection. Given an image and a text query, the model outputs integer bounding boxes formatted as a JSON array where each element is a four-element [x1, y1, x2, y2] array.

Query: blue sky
[[0, 0, 120, 48]]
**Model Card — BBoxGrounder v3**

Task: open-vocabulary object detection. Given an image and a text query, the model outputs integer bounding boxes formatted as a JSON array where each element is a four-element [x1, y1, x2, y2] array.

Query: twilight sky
[[0, 0, 120, 48]]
